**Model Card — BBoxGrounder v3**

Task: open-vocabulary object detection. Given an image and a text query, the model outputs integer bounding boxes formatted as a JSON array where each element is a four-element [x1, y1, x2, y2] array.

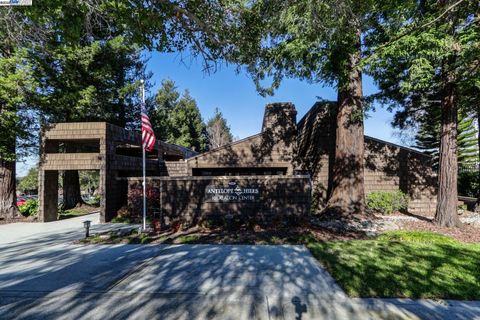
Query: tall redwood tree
[[229, 0, 409, 215], [366, 0, 479, 227], [435, 58, 461, 227], [0, 11, 38, 219], [328, 29, 365, 214]]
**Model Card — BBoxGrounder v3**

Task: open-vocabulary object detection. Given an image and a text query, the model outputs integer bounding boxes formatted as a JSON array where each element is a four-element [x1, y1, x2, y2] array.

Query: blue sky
[[16, 51, 404, 177], [145, 52, 401, 141]]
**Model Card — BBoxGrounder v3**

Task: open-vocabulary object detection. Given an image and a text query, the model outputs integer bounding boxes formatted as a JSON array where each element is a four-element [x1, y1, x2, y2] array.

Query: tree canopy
[[366, 0, 479, 125], [206, 108, 233, 149], [2, 0, 478, 223], [227, 0, 412, 215], [150, 79, 180, 142], [151, 79, 208, 152], [229, 0, 408, 94], [35, 36, 145, 127], [17, 166, 38, 194], [1, 0, 241, 217]]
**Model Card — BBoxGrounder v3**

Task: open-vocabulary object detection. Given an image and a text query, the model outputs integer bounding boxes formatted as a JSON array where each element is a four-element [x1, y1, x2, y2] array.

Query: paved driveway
[[0, 215, 479, 319]]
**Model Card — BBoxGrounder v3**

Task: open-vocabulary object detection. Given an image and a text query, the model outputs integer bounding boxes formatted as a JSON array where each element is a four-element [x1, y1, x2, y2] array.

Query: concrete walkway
[[0, 215, 479, 319]]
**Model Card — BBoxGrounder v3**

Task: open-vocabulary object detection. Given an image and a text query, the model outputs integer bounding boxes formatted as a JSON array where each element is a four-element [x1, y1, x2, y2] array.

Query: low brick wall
[[126, 175, 311, 227]]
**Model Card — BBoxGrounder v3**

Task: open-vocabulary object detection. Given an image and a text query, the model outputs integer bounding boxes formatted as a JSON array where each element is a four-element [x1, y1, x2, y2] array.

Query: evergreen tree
[[151, 81, 208, 152], [0, 0, 242, 217], [0, 1, 120, 217], [457, 113, 479, 167], [79, 171, 99, 196], [36, 36, 145, 127], [367, 0, 479, 227], [415, 108, 479, 169], [206, 108, 233, 149], [228, 0, 411, 215], [1, 9, 40, 218], [169, 91, 208, 152], [462, 67, 480, 211], [150, 79, 180, 141], [34, 36, 145, 210]]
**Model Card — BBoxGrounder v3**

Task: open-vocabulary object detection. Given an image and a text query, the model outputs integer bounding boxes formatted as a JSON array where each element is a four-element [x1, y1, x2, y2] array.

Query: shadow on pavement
[[0, 216, 477, 319]]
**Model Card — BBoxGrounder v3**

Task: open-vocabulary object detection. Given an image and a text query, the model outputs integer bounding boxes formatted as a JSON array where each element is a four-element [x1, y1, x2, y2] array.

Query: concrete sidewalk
[[0, 216, 479, 319], [0, 212, 137, 246], [359, 298, 480, 320]]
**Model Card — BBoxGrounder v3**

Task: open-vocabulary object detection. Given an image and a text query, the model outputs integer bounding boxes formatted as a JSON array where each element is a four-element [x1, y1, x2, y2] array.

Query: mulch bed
[[182, 225, 368, 244], [78, 224, 369, 245], [80, 210, 480, 245]]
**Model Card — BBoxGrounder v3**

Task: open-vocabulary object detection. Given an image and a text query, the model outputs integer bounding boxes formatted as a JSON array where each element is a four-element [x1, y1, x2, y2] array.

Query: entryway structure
[[38, 122, 193, 222]]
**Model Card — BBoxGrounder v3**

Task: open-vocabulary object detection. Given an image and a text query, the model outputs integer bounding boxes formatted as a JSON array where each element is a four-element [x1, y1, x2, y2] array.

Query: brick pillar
[[38, 170, 58, 222], [98, 167, 107, 223], [99, 132, 108, 223], [104, 170, 125, 222]]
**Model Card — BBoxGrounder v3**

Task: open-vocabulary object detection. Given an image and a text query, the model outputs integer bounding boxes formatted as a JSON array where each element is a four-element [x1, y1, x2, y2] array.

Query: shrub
[[458, 170, 479, 197], [127, 184, 160, 219], [87, 194, 101, 206], [19, 199, 39, 217], [366, 191, 408, 215]]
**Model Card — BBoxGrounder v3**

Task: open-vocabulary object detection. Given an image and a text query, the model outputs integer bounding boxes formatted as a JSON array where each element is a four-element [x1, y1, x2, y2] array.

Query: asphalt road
[[0, 214, 478, 319]]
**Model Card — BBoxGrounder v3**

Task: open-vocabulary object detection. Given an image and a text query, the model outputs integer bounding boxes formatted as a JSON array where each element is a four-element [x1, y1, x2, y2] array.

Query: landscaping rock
[[310, 213, 403, 237], [460, 212, 480, 225], [376, 220, 400, 232], [311, 216, 380, 234]]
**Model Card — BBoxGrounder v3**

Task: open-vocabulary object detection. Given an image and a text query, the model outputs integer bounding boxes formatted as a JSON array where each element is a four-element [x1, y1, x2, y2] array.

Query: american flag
[[141, 103, 156, 151]]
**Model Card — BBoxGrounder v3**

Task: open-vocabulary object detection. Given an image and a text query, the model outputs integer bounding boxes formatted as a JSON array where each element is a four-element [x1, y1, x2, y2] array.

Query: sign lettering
[[205, 181, 261, 202]]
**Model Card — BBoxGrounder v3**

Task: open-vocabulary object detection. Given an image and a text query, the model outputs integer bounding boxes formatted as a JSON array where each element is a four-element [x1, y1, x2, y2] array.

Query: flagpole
[[141, 80, 147, 231]]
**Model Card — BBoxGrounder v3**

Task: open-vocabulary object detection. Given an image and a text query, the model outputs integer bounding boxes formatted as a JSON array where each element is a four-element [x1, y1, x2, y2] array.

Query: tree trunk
[[0, 47, 19, 220], [62, 170, 84, 210], [475, 107, 480, 213], [0, 157, 19, 219], [434, 66, 462, 227], [326, 30, 365, 216]]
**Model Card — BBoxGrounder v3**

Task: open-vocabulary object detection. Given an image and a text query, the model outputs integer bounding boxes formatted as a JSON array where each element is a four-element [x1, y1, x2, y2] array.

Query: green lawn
[[307, 231, 480, 300]]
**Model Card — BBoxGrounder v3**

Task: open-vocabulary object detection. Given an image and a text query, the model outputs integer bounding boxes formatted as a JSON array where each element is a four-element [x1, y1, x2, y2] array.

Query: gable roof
[[298, 101, 431, 158]]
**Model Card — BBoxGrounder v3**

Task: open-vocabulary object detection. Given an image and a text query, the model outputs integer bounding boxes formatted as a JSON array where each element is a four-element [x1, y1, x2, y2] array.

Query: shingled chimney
[[262, 102, 297, 138], [260, 103, 298, 169]]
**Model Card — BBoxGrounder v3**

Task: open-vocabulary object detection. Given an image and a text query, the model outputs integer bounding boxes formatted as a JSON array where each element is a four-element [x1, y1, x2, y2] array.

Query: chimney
[[260, 103, 298, 166], [261, 102, 297, 137]]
